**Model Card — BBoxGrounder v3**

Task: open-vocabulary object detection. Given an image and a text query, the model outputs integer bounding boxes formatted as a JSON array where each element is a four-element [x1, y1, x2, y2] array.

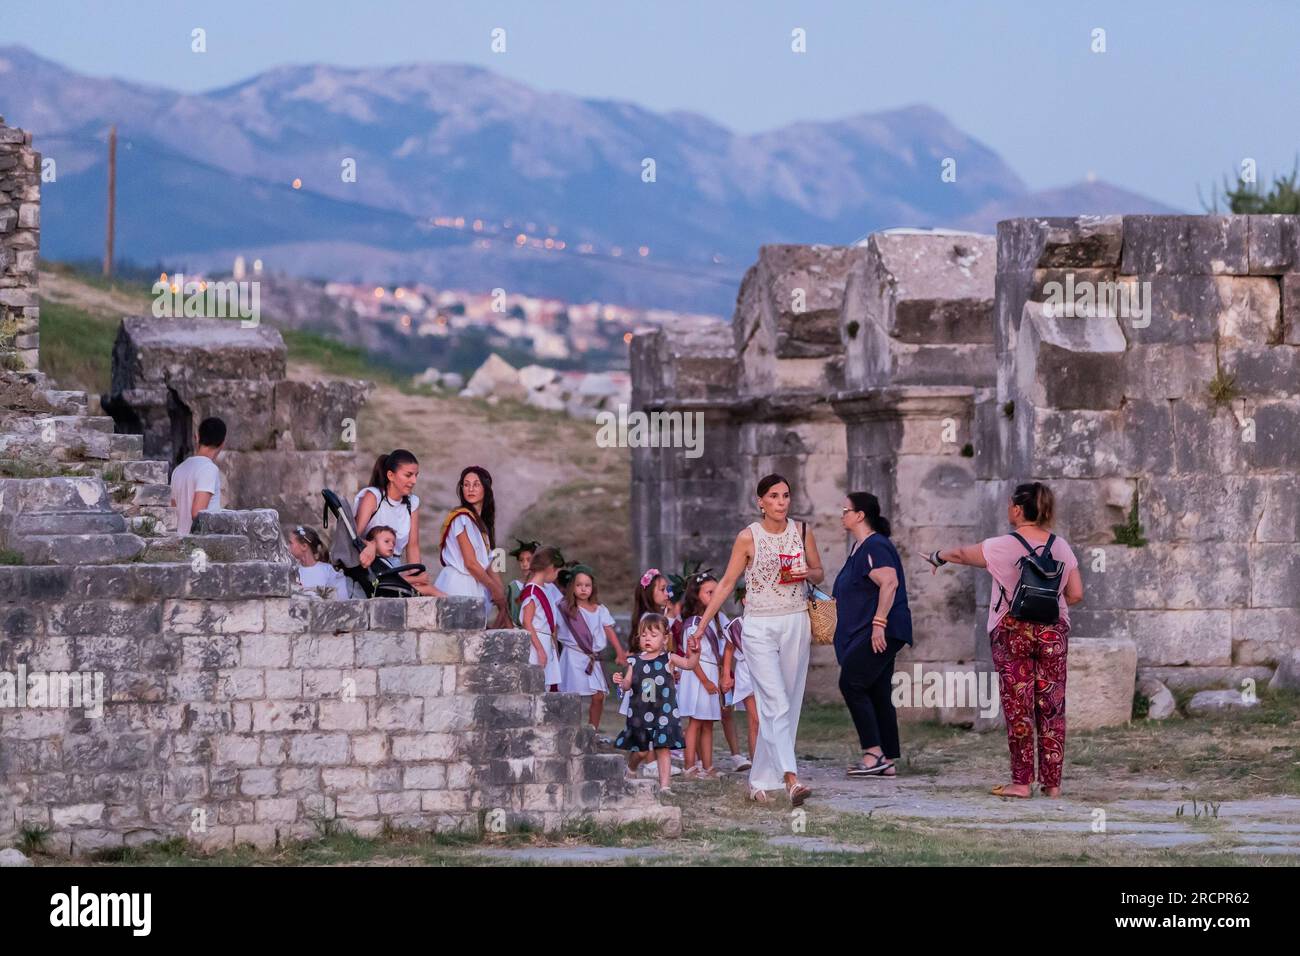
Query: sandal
[[990, 783, 1033, 799], [748, 787, 770, 804], [785, 780, 812, 807], [847, 753, 895, 778]]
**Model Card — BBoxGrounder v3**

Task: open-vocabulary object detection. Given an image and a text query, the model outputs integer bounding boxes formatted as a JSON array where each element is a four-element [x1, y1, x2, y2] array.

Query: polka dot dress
[[613, 653, 686, 752]]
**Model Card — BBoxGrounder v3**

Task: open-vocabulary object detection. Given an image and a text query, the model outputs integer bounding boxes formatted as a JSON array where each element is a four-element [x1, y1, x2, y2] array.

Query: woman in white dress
[[555, 564, 625, 729], [693, 473, 823, 806], [433, 466, 508, 627], [354, 450, 433, 593]]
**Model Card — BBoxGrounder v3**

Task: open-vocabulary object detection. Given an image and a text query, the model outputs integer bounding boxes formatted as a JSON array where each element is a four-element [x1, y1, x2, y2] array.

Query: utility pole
[[103, 124, 116, 278]]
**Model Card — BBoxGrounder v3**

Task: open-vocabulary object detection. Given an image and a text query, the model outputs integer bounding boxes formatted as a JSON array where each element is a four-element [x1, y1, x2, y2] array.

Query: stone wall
[[630, 217, 1300, 723], [0, 566, 675, 855], [0, 117, 40, 371], [988, 215, 1300, 696]]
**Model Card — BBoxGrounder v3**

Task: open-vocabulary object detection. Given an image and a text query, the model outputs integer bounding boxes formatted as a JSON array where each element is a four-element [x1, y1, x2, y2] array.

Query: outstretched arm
[[924, 543, 986, 574]]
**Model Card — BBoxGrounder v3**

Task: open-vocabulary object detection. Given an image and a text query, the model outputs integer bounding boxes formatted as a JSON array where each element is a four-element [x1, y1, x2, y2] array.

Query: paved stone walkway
[[800, 764, 1300, 857]]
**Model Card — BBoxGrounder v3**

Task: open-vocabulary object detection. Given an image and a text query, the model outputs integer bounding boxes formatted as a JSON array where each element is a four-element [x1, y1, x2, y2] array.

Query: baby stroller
[[321, 489, 426, 598]]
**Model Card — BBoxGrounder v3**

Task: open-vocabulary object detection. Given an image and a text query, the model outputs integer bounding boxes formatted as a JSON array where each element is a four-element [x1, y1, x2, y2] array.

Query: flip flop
[[990, 784, 1032, 799], [786, 781, 812, 807]]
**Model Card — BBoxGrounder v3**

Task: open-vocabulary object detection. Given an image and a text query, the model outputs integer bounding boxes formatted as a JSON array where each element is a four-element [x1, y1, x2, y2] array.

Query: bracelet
[[872, 617, 887, 627], [928, 549, 948, 567]]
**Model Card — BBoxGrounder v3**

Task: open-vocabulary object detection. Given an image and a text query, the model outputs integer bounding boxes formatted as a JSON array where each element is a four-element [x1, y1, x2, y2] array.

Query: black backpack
[[997, 532, 1064, 625]]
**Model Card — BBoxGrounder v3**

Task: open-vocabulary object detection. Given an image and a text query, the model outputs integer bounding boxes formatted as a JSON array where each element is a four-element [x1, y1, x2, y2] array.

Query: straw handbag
[[800, 522, 838, 645]]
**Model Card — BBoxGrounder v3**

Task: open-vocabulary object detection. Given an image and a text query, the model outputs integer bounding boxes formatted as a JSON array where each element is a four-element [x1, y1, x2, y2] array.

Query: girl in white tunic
[[692, 474, 824, 807], [555, 564, 625, 729], [288, 525, 347, 599], [433, 466, 507, 627], [519, 546, 564, 689], [678, 572, 725, 776], [720, 601, 759, 769]]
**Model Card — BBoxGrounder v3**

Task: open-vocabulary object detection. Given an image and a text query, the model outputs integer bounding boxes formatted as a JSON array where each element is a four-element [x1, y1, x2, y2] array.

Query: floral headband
[[639, 568, 660, 588]]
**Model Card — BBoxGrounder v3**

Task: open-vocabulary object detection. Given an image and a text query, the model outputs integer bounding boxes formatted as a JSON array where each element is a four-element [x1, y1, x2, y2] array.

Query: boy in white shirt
[[170, 417, 226, 535]]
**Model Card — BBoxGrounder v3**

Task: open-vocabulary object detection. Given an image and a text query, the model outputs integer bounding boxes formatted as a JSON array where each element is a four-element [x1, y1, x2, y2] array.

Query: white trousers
[[742, 610, 811, 790]]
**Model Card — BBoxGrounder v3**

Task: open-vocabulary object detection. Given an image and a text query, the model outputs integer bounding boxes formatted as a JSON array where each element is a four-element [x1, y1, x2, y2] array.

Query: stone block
[[1230, 608, 1297, 666], [251, 699, 314, 733], [997, 216, 1124, 273], [288, 733, 349, 765], [1120, 215, 1249, 275], [1249, 543, 1300, 608], [189, 509, 291, 563], [1066, 637, 1137, 730], [1129, 609, 1232, 666], [1245, 214, 1300, 273], [290, 634, 356, 668], [357, 631, 418, 666]]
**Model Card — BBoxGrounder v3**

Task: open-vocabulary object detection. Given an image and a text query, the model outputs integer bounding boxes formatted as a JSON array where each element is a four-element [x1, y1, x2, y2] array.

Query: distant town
[[221, 255, 724, 378]]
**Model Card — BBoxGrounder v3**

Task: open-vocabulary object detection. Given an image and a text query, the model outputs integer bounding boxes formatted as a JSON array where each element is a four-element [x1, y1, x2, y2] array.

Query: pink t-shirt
[[982, 533, 1078, 633]]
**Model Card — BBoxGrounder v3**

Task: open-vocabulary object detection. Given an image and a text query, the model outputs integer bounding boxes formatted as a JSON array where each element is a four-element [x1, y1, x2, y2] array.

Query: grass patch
[[511, 477, 635, 603], [0, 548, 25, 565], [1207, 369, 1240, 407], [281, 328, 407, 389], [1111, 489, 1148, 547], [37, 299, 119, 394]]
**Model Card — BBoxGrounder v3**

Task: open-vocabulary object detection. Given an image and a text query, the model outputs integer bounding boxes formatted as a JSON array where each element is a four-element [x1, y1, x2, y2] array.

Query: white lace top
[[744, 520, 807, 617]]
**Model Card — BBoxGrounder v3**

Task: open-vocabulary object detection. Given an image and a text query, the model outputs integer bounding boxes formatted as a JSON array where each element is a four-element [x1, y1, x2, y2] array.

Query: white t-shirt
[[170, 455, 222, 535], [354, 487, 420, 558], [297, 562, 347, 599]]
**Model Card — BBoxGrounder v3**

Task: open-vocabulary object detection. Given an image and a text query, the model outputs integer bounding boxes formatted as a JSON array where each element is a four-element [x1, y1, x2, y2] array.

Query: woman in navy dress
[[832, 492, 912, 777]]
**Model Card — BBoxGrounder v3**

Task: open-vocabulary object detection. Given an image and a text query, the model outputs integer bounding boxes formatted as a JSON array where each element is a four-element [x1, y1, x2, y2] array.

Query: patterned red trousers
[[990, 616, 1068, 788]]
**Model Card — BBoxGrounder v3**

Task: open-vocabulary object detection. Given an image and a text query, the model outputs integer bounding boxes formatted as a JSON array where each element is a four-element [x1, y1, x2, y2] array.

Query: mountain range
[[0, 44, 1179, 314]]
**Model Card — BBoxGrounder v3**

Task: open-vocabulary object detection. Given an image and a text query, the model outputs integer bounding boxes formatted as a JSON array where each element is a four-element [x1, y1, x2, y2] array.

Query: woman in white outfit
[[355, 449, 434, 594], [694, 473, 823, 806], [433, 466, 508, 627]]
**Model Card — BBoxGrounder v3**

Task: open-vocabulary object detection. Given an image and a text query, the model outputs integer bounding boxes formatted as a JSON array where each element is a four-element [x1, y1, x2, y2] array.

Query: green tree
[[1200, 161, 1300, 214]]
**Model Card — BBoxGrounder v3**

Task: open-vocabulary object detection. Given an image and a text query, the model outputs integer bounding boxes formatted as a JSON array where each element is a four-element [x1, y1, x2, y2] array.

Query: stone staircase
[[0, 369, 174, 556]]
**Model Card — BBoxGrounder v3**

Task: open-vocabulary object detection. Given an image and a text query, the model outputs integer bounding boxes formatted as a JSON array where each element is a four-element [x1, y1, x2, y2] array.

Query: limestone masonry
[[0, 115, 40, 372], [632, 218, 1299, 724]]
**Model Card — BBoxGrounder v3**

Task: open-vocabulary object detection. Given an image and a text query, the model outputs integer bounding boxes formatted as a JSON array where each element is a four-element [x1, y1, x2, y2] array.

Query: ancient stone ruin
[[632, 217, 1299, 727], [0, 117, 676, 854], [102, 316, 371, 531], [0, 115, 40, 372]]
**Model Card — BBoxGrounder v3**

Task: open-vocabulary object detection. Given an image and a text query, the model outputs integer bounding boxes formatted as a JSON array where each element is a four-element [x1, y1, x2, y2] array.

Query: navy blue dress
[[832, 534, 913, 665], [614, 653, 686, 752]]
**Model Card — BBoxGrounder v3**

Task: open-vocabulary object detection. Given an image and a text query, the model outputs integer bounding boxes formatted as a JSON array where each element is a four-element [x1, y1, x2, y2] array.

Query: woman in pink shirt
[[924, 482, 1084, 798]]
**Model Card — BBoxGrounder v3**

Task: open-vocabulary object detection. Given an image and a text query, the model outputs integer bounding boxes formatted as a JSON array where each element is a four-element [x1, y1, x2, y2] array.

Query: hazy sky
[[5, 0, 1299, 209]]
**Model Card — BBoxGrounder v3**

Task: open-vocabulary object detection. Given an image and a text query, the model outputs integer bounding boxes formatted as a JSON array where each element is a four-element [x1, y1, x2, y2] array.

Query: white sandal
[[748, 787, 770, 804]]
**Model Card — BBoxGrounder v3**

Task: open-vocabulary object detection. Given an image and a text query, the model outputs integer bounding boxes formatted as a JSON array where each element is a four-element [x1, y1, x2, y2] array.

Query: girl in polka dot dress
[[613, 612, 700, 794]]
